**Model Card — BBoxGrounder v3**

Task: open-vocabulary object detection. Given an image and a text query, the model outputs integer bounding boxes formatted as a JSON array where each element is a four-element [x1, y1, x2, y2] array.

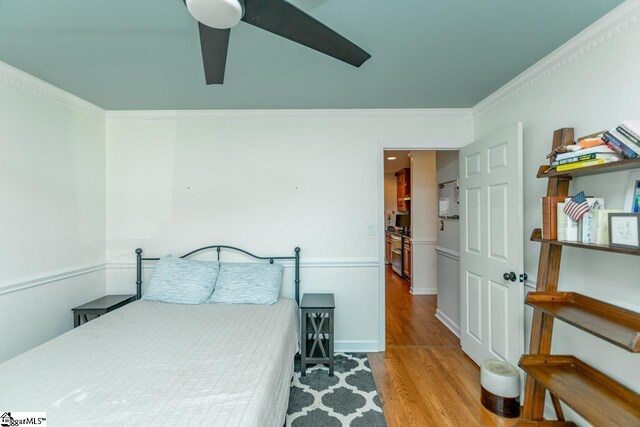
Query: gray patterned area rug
[[287, 353, 386, 426]]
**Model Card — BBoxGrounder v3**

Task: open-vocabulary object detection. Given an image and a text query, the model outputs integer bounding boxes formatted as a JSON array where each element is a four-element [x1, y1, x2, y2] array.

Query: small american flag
[[564, 191, 590, 221]]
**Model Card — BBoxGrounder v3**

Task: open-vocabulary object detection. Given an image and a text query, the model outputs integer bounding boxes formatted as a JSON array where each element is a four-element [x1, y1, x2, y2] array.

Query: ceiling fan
[[183, 0, 371, 84]]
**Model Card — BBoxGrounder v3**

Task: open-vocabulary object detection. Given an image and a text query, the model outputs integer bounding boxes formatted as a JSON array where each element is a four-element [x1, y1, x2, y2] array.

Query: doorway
[[382, 149, 461, 346], [373, 147, 522, 425]]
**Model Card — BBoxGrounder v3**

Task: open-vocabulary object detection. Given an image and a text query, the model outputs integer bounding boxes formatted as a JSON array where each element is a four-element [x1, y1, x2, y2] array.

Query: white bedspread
[[0, 299, 299, 426]]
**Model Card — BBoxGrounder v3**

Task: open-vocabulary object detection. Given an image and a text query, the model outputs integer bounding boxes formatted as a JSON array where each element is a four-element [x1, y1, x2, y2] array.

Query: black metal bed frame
[[135, 246, 301, 303]]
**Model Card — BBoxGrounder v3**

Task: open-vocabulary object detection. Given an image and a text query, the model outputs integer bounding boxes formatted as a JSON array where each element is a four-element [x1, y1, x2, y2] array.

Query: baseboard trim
[[410, 287, 437, 295], [435, 309, 460, 338], [335, 340, 379, 353], [0, 263, 106, 296]]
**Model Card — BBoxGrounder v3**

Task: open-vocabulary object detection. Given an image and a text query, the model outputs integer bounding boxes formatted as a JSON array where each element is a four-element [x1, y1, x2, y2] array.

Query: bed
[[0, 245, 301, 427]]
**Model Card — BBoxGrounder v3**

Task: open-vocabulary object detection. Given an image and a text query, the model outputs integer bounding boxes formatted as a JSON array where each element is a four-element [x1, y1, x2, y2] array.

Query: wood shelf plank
[[519, 355, 640, 426], [537, 158, 640, 178], [526, 292, 640, 352], [531, 228, 640, 256]]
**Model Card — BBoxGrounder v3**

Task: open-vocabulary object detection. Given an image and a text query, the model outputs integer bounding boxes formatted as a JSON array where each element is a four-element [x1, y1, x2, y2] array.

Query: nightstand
[[72, 295, 136, 327], [300, 293, 335, 376]]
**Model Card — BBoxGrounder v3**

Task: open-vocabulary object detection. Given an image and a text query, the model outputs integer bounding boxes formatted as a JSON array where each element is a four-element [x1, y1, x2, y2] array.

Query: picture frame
[[608, 212, 640, 249], [623, 170, 640, 213]]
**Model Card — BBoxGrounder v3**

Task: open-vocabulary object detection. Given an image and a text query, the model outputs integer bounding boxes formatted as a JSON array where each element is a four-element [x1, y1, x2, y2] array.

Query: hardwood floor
[[368, 266, 516, 426], [384, 267, 459, 348]]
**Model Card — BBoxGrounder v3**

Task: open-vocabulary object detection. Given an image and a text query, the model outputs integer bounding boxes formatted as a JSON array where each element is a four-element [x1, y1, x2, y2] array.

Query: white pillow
[[207, 262, 283, 305], [143, 257, 219, 304]]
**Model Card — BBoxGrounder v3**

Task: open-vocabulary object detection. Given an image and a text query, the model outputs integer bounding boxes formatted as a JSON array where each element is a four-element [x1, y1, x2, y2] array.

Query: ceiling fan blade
[[241, 0, 370, 67], [198, 23, 231, 84]]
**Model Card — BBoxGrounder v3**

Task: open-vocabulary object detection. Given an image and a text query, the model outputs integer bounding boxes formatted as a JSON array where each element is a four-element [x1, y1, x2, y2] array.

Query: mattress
[[0, 298, 299, 426]]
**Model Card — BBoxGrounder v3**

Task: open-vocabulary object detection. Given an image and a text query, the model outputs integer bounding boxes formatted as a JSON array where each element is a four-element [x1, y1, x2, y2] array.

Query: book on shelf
[[551, 152, 621, 167], [541, 196, 565, 240], [579, 198, 604, 244], [620, 120, 640, 144], [592, 209, 624, 245], [602, 131, 639, 159], [557, 202, 579, 242], [555, 157, 619, 172], [556, 202, 567, 241], [553, 197, 613, 244], [616, 126, 640, 146], [610, 128, 640, 155], [554, 145, 614, 162]]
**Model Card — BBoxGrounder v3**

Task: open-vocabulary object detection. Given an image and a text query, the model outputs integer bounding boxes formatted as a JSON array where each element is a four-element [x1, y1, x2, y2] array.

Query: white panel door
[[459, 123, 524, 367]]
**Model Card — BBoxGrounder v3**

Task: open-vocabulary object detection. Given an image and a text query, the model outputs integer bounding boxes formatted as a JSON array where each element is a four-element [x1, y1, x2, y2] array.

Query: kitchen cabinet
[[396, 168, 411, 212], [385, 232, 392, 264], [403, 239, 411, 278]]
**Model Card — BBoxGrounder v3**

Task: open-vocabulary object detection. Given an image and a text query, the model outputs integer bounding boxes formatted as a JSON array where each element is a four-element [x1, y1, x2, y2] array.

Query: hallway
[[368, 266, 516, 426]]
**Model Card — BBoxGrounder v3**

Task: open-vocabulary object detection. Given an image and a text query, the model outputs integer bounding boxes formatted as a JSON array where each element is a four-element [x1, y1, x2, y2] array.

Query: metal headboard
[[135, 246, 301, 304]]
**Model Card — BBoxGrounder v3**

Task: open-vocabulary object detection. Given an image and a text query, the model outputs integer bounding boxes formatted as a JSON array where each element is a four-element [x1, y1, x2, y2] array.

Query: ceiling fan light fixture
[[186, 0, 244, 29]]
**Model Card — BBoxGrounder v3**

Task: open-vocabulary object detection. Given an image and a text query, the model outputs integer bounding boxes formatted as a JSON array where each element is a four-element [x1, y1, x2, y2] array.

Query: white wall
[[409, 151, 437, 294], [105, 110, 472, 351], [435, 150, 460, 336], [472, 1, 640, 422], [0, 62, 107, 362]]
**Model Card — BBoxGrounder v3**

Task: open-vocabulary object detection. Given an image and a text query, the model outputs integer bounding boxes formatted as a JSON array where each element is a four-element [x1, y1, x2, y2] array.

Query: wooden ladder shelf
[[520, 128, 640, 426]]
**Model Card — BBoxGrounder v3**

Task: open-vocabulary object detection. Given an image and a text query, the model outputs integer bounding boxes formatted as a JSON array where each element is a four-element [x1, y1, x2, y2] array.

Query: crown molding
[[472, 0, 640, 117], [0, 60, 105, 120], [105, 108, 473, 121]]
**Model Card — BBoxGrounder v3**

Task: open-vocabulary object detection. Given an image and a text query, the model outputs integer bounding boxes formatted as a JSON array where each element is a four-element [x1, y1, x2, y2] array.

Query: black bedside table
[[300, 293, 335, 376], [72, 295, 136, 327]]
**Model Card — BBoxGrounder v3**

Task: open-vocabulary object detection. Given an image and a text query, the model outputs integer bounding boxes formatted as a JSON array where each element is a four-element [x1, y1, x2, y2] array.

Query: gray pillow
[[207, 262, 283, 305], [143, 256, 219, 304]]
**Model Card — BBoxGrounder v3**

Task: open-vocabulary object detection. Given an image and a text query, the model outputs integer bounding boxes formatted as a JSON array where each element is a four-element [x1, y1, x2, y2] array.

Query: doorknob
[[503, 272, 516, 282]]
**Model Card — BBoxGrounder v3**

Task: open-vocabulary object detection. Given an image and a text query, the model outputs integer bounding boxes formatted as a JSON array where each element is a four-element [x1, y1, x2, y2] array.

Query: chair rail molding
[[411, 239, 437, 246], [0, 263, 107, 296], [410, 288, 437, 295], [107, 257, 379, 270], [434, 246, 460, 261]]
